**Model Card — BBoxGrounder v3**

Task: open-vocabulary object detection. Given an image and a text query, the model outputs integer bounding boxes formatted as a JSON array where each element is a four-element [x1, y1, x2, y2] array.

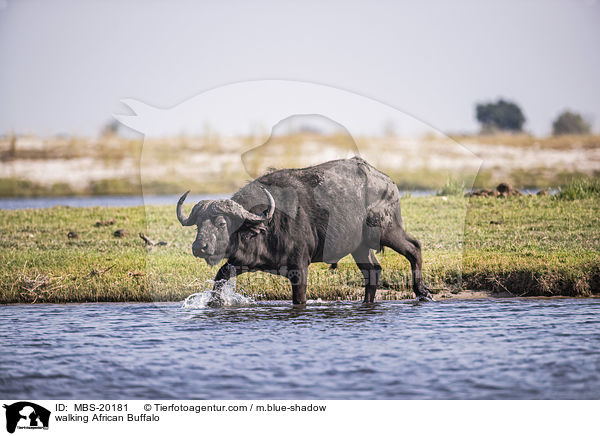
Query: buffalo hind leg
[[382, 229, 433, 301], [352, 246, 382, 303], [287, 266, 308, 305]]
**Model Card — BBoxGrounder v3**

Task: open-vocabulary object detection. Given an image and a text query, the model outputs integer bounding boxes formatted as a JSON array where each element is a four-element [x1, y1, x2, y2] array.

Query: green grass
[[450, 133, 600, 149], [1, 196, 599, 304], [0, 177, 143, 197], [0, 177, 238, 197], [556, 177, 600, 200], [437, 178, 465, 196]]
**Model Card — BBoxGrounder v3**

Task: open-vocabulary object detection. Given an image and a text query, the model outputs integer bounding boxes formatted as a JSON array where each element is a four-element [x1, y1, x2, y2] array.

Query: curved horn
[[260, 186, 275, 221], [176, 190, 195, 226], [211, 187, 275, 223]]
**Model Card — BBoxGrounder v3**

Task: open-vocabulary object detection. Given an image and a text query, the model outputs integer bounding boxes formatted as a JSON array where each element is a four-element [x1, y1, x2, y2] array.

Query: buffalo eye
[[214, 217, 227, 229], [241, 227, 263, 241]]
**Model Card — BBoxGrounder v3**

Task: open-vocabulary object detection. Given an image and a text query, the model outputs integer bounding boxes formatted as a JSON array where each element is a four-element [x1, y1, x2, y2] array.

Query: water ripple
[[1, 298, 599, 399]]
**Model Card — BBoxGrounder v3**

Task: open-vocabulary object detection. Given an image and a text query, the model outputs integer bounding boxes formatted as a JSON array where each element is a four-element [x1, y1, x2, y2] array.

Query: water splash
[[307, 298, 325, 304], [181, 279, 254, 309]]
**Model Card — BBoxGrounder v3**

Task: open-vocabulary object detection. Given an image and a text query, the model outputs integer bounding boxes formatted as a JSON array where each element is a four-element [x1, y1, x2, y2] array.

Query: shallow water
[[0, 191, 440, 210], [1, 298, 599, 399], [0, 189, 551, 210], [0, 194, 230, 210]]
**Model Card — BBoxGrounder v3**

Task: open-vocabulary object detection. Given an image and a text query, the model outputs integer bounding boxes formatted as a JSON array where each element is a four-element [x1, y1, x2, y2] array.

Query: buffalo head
[[177, 187, 275, 266]]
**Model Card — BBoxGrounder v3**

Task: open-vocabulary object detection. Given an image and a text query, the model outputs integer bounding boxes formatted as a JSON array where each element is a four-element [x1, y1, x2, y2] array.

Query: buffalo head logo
[[3, 402, 50, 433]]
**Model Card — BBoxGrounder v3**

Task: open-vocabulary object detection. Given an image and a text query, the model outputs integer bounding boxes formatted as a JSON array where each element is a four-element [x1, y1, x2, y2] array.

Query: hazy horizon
[[1, 0, 599, 138]]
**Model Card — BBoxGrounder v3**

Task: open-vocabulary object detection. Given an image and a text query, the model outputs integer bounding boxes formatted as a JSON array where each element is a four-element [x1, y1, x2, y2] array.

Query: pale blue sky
[[0, 0, 598, 137]]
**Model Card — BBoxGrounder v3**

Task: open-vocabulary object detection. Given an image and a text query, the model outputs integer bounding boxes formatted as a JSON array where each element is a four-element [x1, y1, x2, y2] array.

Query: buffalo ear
[[244, 221, 267, 235], [253, 222, 268, 234]]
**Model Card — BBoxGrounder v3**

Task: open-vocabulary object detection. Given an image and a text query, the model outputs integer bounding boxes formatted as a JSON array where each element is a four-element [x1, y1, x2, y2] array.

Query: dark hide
[[178, 157, 433, 304]]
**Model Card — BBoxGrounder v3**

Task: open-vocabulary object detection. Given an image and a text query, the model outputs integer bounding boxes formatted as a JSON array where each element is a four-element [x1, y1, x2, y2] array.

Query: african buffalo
[[177, 157, 433, 304]]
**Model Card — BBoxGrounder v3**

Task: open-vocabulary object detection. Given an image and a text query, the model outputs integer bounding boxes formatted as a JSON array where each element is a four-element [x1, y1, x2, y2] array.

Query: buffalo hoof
[[206, 298, 224, 308], [417, 294, 435, 302], [416, 285, 435, 302], [205, 290, 225, 307]]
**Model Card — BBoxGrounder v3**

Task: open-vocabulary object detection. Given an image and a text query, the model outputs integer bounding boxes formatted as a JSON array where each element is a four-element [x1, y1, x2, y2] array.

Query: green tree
[[552, 110, 591, 135], [475, 98, 525, 132]]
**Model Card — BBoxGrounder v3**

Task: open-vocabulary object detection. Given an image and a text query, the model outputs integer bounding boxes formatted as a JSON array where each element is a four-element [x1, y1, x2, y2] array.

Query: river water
[[0, 194, 230, 210], [0, 191, 441, 210], [1, 298, 599, 399], [0, 189, 552, 210]]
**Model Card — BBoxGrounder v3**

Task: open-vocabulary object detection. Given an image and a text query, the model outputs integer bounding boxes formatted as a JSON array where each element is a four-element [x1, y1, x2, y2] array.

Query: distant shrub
[[556, 178, 600, 200], [552, 111, 591, 135], [0, 178, 47, 197], [476, 98, 526, 132], [89, 178, 140, 196], [101, 119, 121, 137], [437, 178, 465, 196]]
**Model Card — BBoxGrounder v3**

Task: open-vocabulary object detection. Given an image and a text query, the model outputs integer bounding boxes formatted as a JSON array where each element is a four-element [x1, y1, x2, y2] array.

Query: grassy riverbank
[[1, 194, 599, 304]]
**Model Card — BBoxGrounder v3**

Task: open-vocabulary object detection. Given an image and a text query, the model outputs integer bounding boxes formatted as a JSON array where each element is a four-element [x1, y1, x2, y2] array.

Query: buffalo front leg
[[209, 263, 239, 306], [213, 263, 238, 289], [287, 266, 308, 305]]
